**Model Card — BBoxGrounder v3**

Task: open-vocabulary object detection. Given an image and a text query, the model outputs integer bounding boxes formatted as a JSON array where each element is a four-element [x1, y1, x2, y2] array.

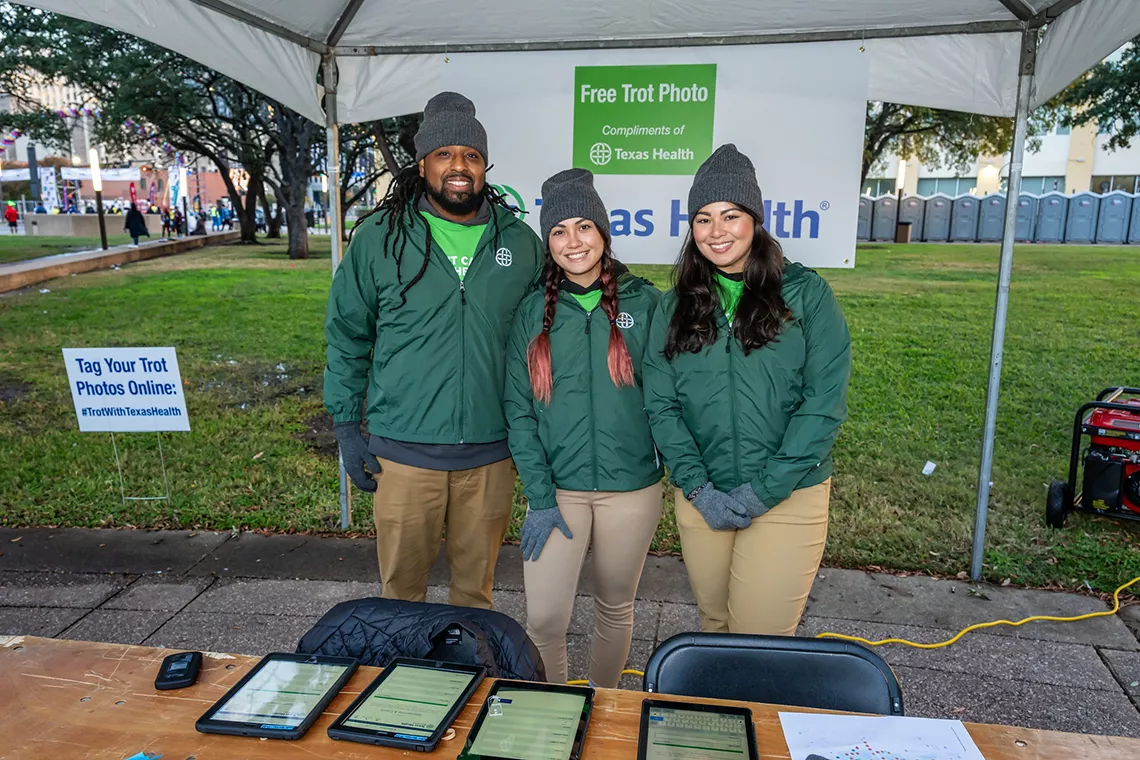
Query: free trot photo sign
[[62, 347, 190, 433], [573, 64, 717, 175]]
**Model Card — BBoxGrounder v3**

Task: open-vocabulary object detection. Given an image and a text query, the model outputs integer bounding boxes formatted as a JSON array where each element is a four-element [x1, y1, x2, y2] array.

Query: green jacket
[[324, 204, 543, 443], [642, 261, 851, 509], [505, 271, 664, 509]]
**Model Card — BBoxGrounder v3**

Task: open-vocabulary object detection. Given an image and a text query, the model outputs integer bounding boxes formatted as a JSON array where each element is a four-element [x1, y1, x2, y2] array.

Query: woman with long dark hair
[[505, 169, 663, 686], [643, 144, 851, 635]]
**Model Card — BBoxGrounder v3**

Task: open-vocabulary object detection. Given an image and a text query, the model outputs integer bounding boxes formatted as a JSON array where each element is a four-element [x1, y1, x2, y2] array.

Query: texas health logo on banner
[[63, 347, 190, 432], [441, 43, 868, 267]]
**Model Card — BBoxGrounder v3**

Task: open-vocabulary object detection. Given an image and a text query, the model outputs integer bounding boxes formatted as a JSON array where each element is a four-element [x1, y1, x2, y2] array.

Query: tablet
[[638, 700, 759, 760], [196, 652, 358, 740], [327, 658, 486, 750], [458, 680, 594, 760]]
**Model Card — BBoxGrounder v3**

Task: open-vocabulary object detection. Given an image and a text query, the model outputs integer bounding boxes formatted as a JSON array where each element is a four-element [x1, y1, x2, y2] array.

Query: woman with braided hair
[[325, 91, 543, 609], [504, 169, 663, 687]]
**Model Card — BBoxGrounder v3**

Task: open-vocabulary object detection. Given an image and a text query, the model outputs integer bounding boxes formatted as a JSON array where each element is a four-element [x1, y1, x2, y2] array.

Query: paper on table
[[779, 712, 986, 760]]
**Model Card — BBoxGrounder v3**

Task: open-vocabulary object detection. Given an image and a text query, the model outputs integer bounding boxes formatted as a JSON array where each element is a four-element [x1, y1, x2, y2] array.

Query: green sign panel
[[573, 64, 717, 175]]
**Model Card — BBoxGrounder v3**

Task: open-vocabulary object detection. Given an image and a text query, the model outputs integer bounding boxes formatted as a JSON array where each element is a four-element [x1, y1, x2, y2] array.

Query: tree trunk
[[284, 199, 309, 260], [236, 173, 262, 243], [214, 163, 258, 244], [260, 189, 281, 239]]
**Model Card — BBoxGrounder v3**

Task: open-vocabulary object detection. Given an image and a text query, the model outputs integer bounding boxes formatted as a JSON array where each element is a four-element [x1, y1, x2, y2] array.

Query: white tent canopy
[[13, 0, 1140, 575], [15, 0, 1140, 123]]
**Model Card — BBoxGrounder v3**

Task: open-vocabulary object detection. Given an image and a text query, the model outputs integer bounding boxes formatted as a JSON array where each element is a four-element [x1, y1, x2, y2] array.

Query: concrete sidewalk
[[1, 526, 1137, 737], [0, 230, 240, 293]]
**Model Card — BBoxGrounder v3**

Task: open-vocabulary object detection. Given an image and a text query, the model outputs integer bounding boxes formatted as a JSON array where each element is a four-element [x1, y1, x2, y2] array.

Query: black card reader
[[155, 651, 202, 690]]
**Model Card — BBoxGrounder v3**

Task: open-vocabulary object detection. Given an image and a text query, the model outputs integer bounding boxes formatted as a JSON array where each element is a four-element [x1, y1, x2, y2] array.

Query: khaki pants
[[675, 479, 830, 635], [372, 457, 517, 609], [523, 485, 663, 687]]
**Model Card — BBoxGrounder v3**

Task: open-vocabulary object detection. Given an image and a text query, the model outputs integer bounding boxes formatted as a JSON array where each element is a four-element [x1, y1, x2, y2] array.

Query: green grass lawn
[[0, 234, 137, 265], [1, 238, 1137, 592]]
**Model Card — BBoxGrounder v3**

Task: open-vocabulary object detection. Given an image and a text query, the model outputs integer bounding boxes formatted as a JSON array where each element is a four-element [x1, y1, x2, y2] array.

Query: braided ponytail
[[598, 254, 635, 390], [526, 261, 561, 405]]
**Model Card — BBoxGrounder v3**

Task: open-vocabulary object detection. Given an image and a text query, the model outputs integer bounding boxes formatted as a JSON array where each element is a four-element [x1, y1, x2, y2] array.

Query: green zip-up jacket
[[324, 204, 543, 442], [505, 271, 664, 510], [642, 261, 851, 509]]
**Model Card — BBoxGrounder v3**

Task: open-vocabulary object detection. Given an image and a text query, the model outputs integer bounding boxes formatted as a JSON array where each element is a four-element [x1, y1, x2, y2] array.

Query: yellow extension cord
[[818, 574, 1140, 650], [565, 575, 1140, 682]]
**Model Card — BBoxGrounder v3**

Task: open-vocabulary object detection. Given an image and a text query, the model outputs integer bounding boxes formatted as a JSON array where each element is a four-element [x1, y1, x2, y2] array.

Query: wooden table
[[1, 636, 1137, 759]]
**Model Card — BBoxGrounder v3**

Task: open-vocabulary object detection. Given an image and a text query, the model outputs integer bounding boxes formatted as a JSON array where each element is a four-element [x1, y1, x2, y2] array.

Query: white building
[[867, 120, 1140, 198], [0, 78, 96, 164]]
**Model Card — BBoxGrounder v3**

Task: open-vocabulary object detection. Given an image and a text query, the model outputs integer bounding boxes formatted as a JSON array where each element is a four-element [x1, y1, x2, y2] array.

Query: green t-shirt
[[569, 290, 603, 312], [716, 271, 745, 323], [420, 212, 487, 280]]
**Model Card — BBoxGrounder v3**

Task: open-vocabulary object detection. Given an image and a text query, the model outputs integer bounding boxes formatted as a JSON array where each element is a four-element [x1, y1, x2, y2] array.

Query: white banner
[[63, 347, 190, 433], [442, 42, 868, 267], [167, 166, 179, 208], [0, 168, 31, 182], [39, 168, 60, 209], [60, 167, 141, 181]]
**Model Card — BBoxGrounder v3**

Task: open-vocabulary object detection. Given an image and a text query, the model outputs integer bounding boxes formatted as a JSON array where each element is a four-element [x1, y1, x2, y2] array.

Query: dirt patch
[[0, 379, 32, 403], [194, 360, 319, 409], [294, 411, 337, 457]]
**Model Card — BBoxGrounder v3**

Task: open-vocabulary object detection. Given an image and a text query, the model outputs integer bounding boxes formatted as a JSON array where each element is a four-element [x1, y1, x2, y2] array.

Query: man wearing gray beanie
[[325, 90, 542, 609]]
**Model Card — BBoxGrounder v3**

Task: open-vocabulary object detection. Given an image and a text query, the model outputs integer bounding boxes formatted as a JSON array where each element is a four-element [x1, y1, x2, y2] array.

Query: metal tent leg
[[970, 30, 1036, 581], [324, 54, 351, 531]]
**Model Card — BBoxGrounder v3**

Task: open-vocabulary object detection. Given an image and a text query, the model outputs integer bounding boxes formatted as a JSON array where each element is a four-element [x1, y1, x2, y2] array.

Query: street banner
[[63, 347, 190, 433], [130, 182, 138, 205], [441, 42, 868, 267], [39, 167, 60, 209], [60, 167, 142, 181], [0, 168, 31, 182], [168, 166, 182, 209]]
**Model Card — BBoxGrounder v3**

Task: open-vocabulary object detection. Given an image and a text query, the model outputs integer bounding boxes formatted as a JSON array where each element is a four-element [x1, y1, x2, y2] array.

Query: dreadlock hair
[[351, 163, 520, 310], [527, 235, 635, 405], [664, 209, 789, 359]]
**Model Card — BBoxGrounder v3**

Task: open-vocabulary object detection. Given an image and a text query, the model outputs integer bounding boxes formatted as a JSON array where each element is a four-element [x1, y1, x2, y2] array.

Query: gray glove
[[729, 484, 770, 518], [689, 483, 751, 531], [333, 421, 379, 492], [520, 506, 573, 562]]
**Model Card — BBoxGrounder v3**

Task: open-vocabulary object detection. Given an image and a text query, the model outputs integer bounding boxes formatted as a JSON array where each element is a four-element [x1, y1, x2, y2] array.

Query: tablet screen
[[645, 706, 750, 760], [468, 688, 587, 760], [341, 663, 478, 740], [210, 659, 353, 729]]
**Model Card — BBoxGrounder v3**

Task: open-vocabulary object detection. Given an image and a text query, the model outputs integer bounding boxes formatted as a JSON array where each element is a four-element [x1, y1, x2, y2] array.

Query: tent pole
[[970, 29, 1036, 581], [324, 54, 351, 531]]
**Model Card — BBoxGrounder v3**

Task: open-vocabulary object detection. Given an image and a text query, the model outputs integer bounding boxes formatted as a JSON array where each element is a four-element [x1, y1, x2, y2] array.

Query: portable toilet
[[1065, 192, 1099, 243], [1015, 194, 1038, 242], [950, 195, 980, 241], [922, 194, 953, 241], [1034, 192, 1068, 242], [1095, 191, 1132, 244], [898, 196, 925, 238], [857, 196, 872, 241], [1131, 195, 1140, 244], [871, 195, 899, 241], [976, 194, 1006, 242]]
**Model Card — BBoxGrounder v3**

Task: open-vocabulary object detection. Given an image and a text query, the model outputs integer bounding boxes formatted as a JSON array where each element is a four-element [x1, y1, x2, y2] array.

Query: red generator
[[1047, 386, 1140, 528]]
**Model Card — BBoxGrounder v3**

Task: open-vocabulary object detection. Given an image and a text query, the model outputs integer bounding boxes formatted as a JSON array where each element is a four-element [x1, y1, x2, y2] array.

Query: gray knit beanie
[[687, 144, 764, 219], [540, 168, 610, 242], [413, 92, 488, 162]]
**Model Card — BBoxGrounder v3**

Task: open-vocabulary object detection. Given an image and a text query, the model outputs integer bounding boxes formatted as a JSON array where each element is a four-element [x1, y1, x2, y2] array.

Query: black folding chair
[[643, 633, 903, 715]]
